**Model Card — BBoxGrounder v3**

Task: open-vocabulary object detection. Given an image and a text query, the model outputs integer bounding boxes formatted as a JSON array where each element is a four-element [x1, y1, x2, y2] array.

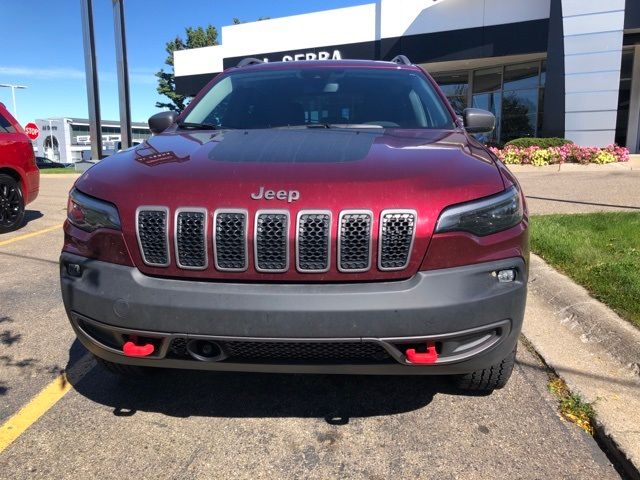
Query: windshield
[[183, 67, 456, 130]]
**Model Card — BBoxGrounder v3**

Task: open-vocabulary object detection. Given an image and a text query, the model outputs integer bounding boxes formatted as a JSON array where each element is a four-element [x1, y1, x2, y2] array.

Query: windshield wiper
[[325, 123, 384, 129], [177, 121, 218, 130], [277, 123, 384, 129]]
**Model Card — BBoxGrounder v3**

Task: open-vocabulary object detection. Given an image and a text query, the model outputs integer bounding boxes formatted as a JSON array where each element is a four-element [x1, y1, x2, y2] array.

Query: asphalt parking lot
[[0, 174, 624, 479]]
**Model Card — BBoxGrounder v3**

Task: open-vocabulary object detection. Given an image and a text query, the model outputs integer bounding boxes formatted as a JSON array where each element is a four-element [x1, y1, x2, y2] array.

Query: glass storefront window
[[472, 67, 502, 143], [433, 60, 546, 145], [615, 49, 635, 147], [501, 89, 537, 141], [503, 62, 539, 90], [431, 71, 468, 115]]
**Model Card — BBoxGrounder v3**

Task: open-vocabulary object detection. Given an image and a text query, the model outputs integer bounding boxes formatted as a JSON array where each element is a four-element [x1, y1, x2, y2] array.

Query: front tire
[[0, 174, 25, 234], [453, 346, 517, 392]]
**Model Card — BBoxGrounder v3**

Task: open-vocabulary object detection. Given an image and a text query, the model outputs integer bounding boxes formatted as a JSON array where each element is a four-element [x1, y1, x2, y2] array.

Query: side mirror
[[462, 108, 496, 134], [148, 111, 177, 134]]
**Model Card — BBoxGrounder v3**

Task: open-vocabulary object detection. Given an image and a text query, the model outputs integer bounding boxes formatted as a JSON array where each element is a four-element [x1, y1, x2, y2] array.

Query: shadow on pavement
[[67, 340, 483, 422], [23, 210, 44, 225]]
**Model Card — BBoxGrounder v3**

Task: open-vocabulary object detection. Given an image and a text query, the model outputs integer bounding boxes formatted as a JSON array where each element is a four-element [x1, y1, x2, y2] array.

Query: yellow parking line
[[0, 224, 62, 247], [0, 354, 94, 453], [0, 374, 71, 453]]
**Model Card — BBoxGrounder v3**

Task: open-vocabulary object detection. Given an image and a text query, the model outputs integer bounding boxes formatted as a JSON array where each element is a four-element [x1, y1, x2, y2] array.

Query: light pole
[[0, 84, 27, 120]]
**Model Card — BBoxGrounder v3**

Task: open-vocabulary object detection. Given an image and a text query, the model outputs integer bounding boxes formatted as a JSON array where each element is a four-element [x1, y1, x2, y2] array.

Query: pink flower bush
[[490, 143, 629, 166]]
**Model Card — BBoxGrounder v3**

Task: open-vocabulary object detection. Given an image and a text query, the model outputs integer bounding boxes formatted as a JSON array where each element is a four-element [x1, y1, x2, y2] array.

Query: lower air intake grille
[[221, 341, 392, 363], [137, 209, 169, 266], [297, 212, 330, 272], [339, 212, 372, 272], [214, 211, 247, 271], [379, 211, 416, 270], [176, 210, 207, 269], [168, 338, 188, 358], [255, 212, 289, 272]]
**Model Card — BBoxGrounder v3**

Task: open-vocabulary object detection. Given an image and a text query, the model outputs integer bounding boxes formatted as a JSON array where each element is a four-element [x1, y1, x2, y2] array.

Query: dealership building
[[33, 117, 151, 164], [174, 0, 640, 152]]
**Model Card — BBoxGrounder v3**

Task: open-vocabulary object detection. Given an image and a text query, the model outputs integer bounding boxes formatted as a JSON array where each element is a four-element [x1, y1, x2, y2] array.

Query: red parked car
[[0, 103, 39, 233], [61, 57, 528, 392]]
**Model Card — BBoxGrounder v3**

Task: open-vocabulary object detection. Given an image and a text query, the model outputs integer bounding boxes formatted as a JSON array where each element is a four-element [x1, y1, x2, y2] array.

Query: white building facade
[[173, 0, 640, 151], [33, 118, 151, 164]]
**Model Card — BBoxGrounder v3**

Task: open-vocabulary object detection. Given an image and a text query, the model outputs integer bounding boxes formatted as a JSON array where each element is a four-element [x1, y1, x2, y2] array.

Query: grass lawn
[[531, 212, 640, 328], [39, 168, 80, 174]]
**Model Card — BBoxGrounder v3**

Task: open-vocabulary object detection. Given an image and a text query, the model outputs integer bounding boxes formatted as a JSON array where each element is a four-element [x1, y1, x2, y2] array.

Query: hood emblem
[[250, 186, 300, 203]]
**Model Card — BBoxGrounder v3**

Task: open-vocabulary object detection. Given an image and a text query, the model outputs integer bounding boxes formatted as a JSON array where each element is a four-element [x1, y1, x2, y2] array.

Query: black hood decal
[[208, 129, 381, 163]]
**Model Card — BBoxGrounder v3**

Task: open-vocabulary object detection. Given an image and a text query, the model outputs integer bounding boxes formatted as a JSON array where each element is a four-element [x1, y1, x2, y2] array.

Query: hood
[[77, 128, 503, 208], [75, 128, 505, 282]]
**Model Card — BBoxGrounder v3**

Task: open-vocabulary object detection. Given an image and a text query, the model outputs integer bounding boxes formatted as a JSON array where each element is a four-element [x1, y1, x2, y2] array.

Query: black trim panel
[[541, 0, 565, 139], [626, 0, 640, 30]]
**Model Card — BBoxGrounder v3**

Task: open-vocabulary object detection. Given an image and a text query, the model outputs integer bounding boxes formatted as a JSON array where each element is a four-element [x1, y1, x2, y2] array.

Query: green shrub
[[505, 137, 574, 148]]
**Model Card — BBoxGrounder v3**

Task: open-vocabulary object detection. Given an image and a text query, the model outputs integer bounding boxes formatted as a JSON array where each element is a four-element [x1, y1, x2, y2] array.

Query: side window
[[0, 113, 16, 134]]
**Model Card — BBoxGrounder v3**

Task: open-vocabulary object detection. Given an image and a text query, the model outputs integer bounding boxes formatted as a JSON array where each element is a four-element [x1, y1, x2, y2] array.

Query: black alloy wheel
[[0, 174, 25, 233]]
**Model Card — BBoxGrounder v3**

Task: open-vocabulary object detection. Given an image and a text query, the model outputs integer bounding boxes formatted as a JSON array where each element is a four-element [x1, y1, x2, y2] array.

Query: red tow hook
[[405, 343, 438, 365], [123, 340, 155, 357]]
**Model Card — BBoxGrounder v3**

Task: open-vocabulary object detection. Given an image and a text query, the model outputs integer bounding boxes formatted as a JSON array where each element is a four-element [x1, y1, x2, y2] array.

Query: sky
[[0, 0, 370, 125]]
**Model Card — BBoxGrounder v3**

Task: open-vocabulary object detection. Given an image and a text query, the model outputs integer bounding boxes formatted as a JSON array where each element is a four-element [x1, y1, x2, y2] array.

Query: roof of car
[[231, 59, 421, 72]]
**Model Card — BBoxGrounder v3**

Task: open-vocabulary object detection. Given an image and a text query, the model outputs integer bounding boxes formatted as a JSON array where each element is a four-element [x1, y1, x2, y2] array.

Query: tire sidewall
[[0, 174, 25, 234]]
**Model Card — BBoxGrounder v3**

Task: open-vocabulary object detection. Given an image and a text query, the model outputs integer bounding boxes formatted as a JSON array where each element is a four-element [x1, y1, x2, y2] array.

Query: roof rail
[[390, 55, 412, 66], [236, 57, 264, 68]]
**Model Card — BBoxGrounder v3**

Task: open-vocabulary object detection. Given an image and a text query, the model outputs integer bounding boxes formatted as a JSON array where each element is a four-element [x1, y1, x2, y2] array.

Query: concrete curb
[[40, 173, 81, 178], [522, 254, 640, 476], [507, 162, 634, 173]]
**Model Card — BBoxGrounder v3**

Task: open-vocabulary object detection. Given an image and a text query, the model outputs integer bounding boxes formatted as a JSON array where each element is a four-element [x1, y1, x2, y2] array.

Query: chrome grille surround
[[135, 206, 170, 267], [296, 210, 331, 273], [213, 209, 249, 272], [174, 207, 208, 270], [378, 210, 417, 271], [254, 210, 290, 273], [337, 210, 373, 273]]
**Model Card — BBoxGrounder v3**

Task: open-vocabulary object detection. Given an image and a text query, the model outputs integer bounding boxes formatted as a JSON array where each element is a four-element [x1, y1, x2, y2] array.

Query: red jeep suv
[[60, 57, 528, 392], [0, 103, 39, 233]]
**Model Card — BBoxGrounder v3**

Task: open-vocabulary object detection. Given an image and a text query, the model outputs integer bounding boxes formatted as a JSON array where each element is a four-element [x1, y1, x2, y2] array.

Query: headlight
[[67, 188, 121, 232], [435, 186, 523, 236]]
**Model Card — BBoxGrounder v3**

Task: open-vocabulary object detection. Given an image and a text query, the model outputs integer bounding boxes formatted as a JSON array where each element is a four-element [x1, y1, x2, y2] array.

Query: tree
[[232, 16, 271, 24], [155, 25, 219, 112]]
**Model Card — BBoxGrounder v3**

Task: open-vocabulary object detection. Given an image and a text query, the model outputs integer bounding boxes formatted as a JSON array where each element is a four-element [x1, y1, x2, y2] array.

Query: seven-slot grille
[[297, 212, 331, 272], [378, 210, 416, 270], [255, 211, 289, 272], [175, 209, 207, 269], [338, 211, 373, 272], [135, 208, 416, 273], [214, 211, 248, 271], [136, 207, 169, 267]]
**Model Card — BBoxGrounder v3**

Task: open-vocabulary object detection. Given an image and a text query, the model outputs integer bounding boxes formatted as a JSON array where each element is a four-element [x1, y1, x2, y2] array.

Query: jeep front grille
[[175, 209, 207, 269], [135, 208, 417, 274], [255, 211, 289, 272], [136, 207, 169, 267], [378, 210, 416, 270], [338, 211, 372, 272], [296, 211, 331, 272], [214, 210, 248, 271]]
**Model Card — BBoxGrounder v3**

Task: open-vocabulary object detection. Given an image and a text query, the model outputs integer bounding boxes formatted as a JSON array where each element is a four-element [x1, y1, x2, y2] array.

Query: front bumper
[[61, 253, 527, 375]]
